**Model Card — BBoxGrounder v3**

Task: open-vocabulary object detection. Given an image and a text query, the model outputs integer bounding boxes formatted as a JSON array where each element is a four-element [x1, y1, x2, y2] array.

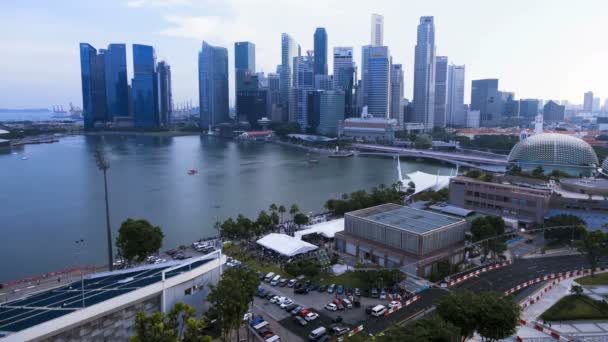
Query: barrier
[[347, 324, 364, 337], [446, 260, 512, 287], [1, 265, 104, 288], [384, 295, 421, 316], [517, 318, 570, 342], [505, 269, 591, 296]]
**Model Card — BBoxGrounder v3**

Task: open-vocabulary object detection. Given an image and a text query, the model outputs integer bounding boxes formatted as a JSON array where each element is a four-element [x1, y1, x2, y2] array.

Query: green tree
[[378, 315, 460, 342], [571, 284, 584, 296], [506, 164, 523, 176], [414, 135, 433, 149], [130, 302, 211, 342], [255, 210, 272, 235], [437, 292, 479, 342], [289, 204, 300, 218], [207, 267, 260, 342], [116, 219, 164, 263], [578, 229, 608, 276], [293, 212, 310, 226], [475, 292, 520, 342], [543, 215, 586, 245], [532, 165, 545, 177], [278, 205, 286, 223], [470, 216, 506, 258]]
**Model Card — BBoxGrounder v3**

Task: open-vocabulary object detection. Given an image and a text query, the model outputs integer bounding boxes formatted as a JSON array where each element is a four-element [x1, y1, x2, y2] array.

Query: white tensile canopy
[[256, 233, 318, 257], [294, 218, 344, 240]]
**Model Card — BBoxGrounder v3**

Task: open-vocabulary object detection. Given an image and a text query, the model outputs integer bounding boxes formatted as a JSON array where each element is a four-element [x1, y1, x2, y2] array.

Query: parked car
[[274, 296, 287, 305], [295, 286, 309, 294], [305, 312, 319, 322], [336, 285, 344, 295], [370, 288, 379, 298], [294, 315, 307, 326], [287, 279, 297, 287], [264, 272, 275, 282], [265, 292, 275, 300], [308, 326, 327, 341], [257, 288, 267, 298], [379, 290, 386, 299], [354, 288, 361, 296], [341, 298, 352, 308], [332, 298, 344, 310], [318, 285, 327, 292], [365, 305, 374, 315], [327, 284, 336, 294], [270, 275, 281, 286], [284, 303, 297, 311], [371, 305, 387, 317], [309, 283, 319, 291], [387, 300, 400, 309], [332, 326, 350, 336], [324, 303, 337, 311], [270, 296, 281, 304], [291, 305, 303, 316], [280, 298, 293, 308], [278, 278, 288, 287], [331, 316, 343, 324], [317, 335, 330, 342]]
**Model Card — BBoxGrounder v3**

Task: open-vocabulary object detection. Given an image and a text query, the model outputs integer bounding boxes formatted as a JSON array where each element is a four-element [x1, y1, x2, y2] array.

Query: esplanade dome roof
[[508, 133, 598, 167]]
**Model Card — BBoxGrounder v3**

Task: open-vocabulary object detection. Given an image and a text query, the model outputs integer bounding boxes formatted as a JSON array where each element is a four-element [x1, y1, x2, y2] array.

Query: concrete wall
[[43, 296, 160, 342]]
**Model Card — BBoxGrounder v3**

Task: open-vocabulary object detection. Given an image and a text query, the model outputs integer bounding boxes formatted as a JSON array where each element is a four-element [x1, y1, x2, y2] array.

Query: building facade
[[103, 44, 129, 120], [157, 61, 172, 127], [446, 64, 465, 126], [412, 16, 436, 131], [318, 90, 345, 136], [333, 47, 356, 118], [132, 44, 159, 128], [433, 56, 448, 128], [313, 28, 328, 76], [390, 64, 404, 122], [543, 100, 565, 122], [338, 117, 398, 142], [280, 33, 299, 122], [79, 43, 108, 129], [371, 13, 384, 46], [519, 99, 539, 119], [471, 79, 501, 127], [198, 41, 229, 127], [584, 91, 594, 112], [363, 46, 391, 118]]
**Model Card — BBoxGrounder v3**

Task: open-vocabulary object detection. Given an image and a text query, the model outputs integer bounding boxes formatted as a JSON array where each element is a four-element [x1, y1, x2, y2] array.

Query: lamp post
[[75, 239, 85, 308], [95, 147, 113, 271]]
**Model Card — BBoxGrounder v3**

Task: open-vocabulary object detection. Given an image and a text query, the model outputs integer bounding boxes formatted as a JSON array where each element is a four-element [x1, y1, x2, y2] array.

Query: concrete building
[[334, 203, 468, 276], [338, 116, 398, 142], [79, 43, 108, 129], [519, 99, 539, 119], [0, 252, 224, 341], [132, 44, 159, 128], [465, 109, 480, 128], [446, 64, 465, 126], [291, 54, 315, 128], [266, 73, 282, 122], [318, 90, 345, 136], [448, 176, 551, 224], [433, 56, 448, 128], [370, 13, 384, 46], [584, 91, 594, 112], [543, 100, 565, 123], [471, 79, 501, 127], [333, 47, 356, 118], [361, 46, 391, 118], [412, 16, 436, 131], [390, 64, 404, 122]]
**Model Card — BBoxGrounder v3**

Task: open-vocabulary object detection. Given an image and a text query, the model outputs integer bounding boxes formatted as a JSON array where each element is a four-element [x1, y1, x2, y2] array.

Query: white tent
[[256, 233, 318, 257], [406, 171, 455, 194], [294, 218, 344, 240]]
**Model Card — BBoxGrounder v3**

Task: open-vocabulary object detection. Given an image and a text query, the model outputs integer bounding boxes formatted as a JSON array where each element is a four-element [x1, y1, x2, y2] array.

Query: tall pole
[[95, 147, 113, 271], [75, 239, 85, 308]]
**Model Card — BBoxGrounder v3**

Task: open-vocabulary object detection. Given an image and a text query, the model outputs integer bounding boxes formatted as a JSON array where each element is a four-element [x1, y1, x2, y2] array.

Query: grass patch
[[222, 243, 284, 277], [540, 295, 608, 321], [576, 273, 608, 286]]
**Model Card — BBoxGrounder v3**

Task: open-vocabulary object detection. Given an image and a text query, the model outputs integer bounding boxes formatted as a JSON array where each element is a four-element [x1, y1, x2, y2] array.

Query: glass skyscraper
[[235, 41, 255, 91], [103, 44, 129, 120], [79, 43, 107, 129], [363, 46, 391, 118], [390, 64, 404, 122], [157, 61, 172, 127], [198, 41, 229, 127], [433, 56, 448, 128], [471, 79, 501, 126], [413, 16, 436, 131], [280, 33, 299, 122], [313, 28, 328, 76], [333, 47, 356, 118], [132, 44, 159, 128], [446, 64, 465, 126]]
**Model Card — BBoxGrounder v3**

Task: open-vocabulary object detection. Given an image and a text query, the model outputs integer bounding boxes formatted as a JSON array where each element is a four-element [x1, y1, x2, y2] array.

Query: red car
[[333, 299, 345, 310], [299, 309, 311, 317]]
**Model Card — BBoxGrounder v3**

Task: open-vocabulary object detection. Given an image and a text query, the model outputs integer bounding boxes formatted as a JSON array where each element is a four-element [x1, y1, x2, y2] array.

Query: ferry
[[187, 169, 198, 175], [328, 146, 354, 158]]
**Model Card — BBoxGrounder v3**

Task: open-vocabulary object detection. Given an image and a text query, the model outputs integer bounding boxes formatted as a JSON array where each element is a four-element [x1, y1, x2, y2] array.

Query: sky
[[0, 0, 607, 109]]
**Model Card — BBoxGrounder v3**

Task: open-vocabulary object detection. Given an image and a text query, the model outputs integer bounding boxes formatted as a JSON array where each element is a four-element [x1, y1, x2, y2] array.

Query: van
[[341, 298, 352, 308], [270, 275, 281, 286], [308, 326, 327, 341], [264, 272, 275, 282], [265, 335, 281, 342], [371, 305, 386, 317]]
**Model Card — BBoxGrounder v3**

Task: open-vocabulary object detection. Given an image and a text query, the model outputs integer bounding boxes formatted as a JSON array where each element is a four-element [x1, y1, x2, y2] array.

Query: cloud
[[126, 0, 196, 8], [159, 15, 223, 40]]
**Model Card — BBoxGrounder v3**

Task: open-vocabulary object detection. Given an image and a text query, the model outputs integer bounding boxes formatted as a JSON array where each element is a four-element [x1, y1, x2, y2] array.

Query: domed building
[[508, 133, 599, 176], [601, 158, 608, 177]]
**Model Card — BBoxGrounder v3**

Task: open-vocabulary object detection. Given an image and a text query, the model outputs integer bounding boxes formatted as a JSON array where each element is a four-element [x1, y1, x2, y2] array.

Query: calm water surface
[[0, 135, 452, 282]]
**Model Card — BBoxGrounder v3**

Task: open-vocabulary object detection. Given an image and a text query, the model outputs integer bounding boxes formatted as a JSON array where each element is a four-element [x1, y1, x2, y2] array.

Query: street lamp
[[95, 147, 113, 271], [75, 239, 85, 308]]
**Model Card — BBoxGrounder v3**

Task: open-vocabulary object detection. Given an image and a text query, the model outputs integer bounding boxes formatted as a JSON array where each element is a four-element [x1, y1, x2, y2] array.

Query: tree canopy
[[116, 219, 164, 263], [378, 314, 460, 342], [325, 183, 404, 215], [130, 302, 211, 342], [578, 229, 608, 276], [543, 215, 586, 245], [470, 216, 507, 258]]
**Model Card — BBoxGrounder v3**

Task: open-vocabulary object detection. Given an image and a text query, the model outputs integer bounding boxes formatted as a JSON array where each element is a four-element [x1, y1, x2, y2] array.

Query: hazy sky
[[1, 0, 607, 109]]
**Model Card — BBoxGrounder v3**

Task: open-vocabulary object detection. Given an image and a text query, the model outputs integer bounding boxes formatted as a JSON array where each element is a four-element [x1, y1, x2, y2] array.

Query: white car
[[275, 296, 287, 305], [304, 312, 319, 321], [280, 299, 293, 308], [324, 303, 337, 311], [387, 301, 401, 309], [270, 296, 280, 304]]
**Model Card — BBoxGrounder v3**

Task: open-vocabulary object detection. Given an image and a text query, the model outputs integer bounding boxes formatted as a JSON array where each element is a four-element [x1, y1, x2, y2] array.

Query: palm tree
[[95, 147, 113, 271], [289, 204, 300, 218], [269, 203, 278, 214], [278, 205, 286, 223]]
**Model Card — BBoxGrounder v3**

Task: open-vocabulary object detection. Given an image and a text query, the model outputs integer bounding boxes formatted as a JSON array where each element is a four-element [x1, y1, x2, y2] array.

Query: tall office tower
[[412, 16, 436, 131], [103, 44, 129, 120], [318, 90, 345, 136], [333, 47, 356, 117], [446, 64, 465, 126], [519, 99, 539, 118], [470, 79, 501, 126], [593, 97, 601, 112], [234, 41, 256, 92], [132, 44, 159, 128], [280, 33, 300, 122], [235, 42, 258, 124], [543, 100, 565, 122], [390, 64, 404, 121], [604, 99, 608, 111], [198, 41, 229, 127], [266, 73, 282, 122], [371, 13, 384, 46], [501, 92, 519, 118], [79, 43, 107, 129], [433, 56, 448, 128], [157, 61, 172, 127], [313, 28, 328, 76], [291, 55, 315, 128], [583, 91, 594, 111], [362, 46, 391, 118], [314, 75, 333, 90], [236, 78, 267, 127]]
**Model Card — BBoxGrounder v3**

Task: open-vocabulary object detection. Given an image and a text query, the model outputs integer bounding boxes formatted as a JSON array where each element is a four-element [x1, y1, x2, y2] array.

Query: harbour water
[[0, 134, 452, 282]]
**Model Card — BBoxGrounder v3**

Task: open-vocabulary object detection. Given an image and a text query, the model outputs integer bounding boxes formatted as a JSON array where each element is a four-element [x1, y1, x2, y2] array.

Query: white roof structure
[[406, 171, 454, 194], [256, 233, 318, 257], [294, 218, 344, 240]]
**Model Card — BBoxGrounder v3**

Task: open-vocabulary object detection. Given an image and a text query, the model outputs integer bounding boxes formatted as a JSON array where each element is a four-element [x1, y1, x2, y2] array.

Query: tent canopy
[[294, 218, 344, 240], [256, 233, 318, 257]]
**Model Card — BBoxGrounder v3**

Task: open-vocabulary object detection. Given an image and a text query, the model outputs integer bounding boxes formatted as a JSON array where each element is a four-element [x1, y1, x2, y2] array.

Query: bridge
[[353, 143, 509, 169]]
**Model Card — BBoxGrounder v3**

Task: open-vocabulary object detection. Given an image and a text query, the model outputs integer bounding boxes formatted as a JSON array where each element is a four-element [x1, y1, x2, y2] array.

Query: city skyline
[[1, 0, 608, 108]]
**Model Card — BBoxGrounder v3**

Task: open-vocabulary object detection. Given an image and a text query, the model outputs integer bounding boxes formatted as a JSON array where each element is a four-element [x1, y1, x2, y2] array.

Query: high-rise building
[[519, 99, 539, 118], [157, 61, 172, 127], [79, 43, 107, 129], [471, 79, 501, 126], [307, 90, 323, 133], [371, 14, 384, 46], [362, 46, 391, 118], [318, 90, 345, 136], [583, 91, 594, 111], [103, 44, 129, 120], [198, 41, 229, 127], [543, 100, 565, 122], [267, 73, 282, 122], [313, 28, 328, 76], [500, 91, 519, 118], [234, 41, 255, 92], [132, 44, 159, 128], [291, 54, 315, 128], [333, 47, 356, 118], [433, 56, 448, 128], [412, 16, 436, 131], [390, 64, 404, 121], [314, 75, 333, 90], [280, 33, 300, 122], [235, 42, 259, 124], [446, 64, 465, 126], [593, 97, 601, 112]]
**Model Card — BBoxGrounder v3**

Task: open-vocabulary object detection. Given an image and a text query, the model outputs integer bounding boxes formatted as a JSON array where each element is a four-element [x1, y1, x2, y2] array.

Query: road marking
[[26, 286, 36, 289]]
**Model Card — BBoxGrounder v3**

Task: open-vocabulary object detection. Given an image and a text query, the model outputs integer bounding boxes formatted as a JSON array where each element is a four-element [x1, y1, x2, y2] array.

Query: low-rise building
[[338, 116, 398, 142]]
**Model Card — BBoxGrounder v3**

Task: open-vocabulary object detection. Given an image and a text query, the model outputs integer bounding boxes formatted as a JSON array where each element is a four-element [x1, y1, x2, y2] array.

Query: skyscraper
[[413, 16, 436, 131], [433, 56, 448, 128], [583, 91, 594, 111], [267, 73, 282, 122], [390, 64, 404, 121], [318, 90, 345, 136], [132, 44, 159, 128], [593, 97, 601, 112], [363, 46, 391, 118], [280, 33, 299, 122], [471, 79, 501, 126], [446, 64, 465, 126], [333, 47, 356, 117], [519, 99, 539, 118], [371, 14, 384, 46], [79, 43, 107, 129], [313, 28, 328, 76], [198, 41, 229, 127], [234, 41, 255, 93], [103, 44, 129, 120], [235, 42, 257, 124], [291, 54, 314, 128], [543, 100, 565, 122], [157, 61, 172, 127]]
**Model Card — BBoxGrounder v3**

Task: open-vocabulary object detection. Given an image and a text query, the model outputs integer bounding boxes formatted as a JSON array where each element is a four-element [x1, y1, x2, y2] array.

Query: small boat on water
[[21, 156, 28, 160], [307, 159, 319, 164], [328, 146, 354, 158], [187, 169, 198, 175]]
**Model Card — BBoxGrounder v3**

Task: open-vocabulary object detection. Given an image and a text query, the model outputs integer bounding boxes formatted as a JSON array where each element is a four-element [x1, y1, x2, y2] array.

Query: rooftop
[[347, 203, 463, 235]]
